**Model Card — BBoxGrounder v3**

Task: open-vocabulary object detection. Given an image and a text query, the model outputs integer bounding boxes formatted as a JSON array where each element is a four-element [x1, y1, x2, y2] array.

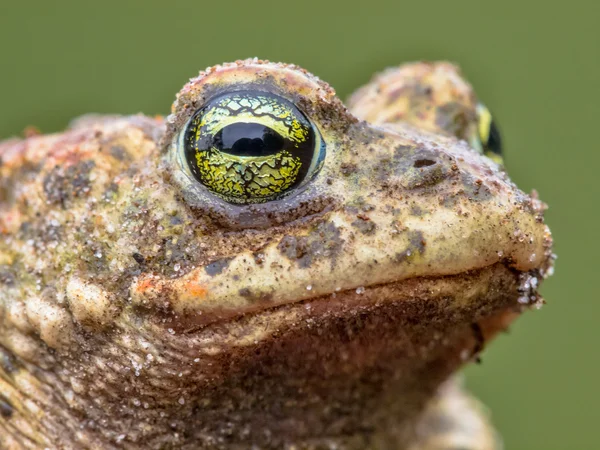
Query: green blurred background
[[0, 1, 597, 448]]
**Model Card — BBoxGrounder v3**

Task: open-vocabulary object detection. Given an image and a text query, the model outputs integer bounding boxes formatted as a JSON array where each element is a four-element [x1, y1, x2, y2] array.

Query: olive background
[[0, 1, 597, 448]]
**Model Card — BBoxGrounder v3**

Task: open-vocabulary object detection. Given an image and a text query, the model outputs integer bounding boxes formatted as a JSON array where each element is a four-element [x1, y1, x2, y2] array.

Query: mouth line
[[172, 261, 539, 335]]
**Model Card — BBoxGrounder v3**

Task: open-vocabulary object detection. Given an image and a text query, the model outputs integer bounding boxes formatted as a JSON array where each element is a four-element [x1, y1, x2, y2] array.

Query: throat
[[1, 263, 527, 449]]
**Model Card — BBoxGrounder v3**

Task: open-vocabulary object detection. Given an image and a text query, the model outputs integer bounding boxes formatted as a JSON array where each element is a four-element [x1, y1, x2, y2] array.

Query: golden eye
[[183, 91, 325, 204], [475, 103, 503, 164]]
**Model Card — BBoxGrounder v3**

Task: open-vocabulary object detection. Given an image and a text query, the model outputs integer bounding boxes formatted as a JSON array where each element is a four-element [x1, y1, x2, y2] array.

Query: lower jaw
[[20, 262, 537, 449], [173, 262, 529, 449]]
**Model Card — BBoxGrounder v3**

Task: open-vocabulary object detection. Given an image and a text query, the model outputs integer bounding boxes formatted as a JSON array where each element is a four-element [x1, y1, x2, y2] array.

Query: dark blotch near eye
[[414, 159, 436, 168], [277, 222, 343, 268], [204, 258, 233, 277]]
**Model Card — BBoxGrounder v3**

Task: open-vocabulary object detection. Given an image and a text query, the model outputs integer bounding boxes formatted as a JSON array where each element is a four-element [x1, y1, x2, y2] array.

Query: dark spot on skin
[[238, 288, 273, 303], [43, 160, 96, 207], [0, 346, 18, 374], [413, 159, 436, 168], [41, 222, 63, 243], [132, 253, 145, 265], [460, 172, 493, 201], [388, 82, 433, 107], [360, 204, 376, 213], [394, 144, 414, 159], [392, 146, 453, 189], [395, 230, 426, 263], [345, 198, 376, 216], [0, 266, 15, 286], [278, 236, 309, 261], [277, 221, 344, 269], [205, 258, 232, 277], [253, 252, 266, 265], [18, 222, 32, 235], [410, 204, 424, 217], [109, 145, 130, 161], [435, 102, 471, 140], [351, 216, 376, 235], [439, 171, 493, 208], [340, 163, 357, 176], [413, 83, 433, 98], [0, 394, 13, 418], [410, 166, 447, 188], [102, 182, 119, 202]]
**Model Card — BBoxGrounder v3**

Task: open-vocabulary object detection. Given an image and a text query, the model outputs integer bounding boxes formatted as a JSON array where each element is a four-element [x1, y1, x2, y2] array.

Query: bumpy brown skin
[[0, 60, 553, 449]]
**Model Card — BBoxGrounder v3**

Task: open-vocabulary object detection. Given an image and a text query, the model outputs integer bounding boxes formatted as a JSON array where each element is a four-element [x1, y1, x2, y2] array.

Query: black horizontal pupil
[[214, 122, 285, 157]]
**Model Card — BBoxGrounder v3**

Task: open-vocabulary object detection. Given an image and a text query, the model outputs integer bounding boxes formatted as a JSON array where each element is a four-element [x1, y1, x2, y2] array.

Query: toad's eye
[[473, 103, 503, 164], [183, 91, 325, 204]]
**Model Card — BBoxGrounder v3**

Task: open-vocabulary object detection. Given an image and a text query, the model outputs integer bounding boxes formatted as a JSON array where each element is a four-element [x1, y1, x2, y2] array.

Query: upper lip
[[130, 199, 552, 327]]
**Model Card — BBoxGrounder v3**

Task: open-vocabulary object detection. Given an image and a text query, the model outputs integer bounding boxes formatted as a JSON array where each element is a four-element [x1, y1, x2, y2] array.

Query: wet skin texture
[[0, 60, 553, 449]]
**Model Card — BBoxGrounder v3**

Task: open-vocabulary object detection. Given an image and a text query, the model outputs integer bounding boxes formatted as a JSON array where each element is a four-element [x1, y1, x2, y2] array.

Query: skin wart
[[0, 59, 553, 449]]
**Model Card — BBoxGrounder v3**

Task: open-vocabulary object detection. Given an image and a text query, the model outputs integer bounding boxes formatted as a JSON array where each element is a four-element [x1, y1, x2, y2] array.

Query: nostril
[[413, 159, 436, 168]]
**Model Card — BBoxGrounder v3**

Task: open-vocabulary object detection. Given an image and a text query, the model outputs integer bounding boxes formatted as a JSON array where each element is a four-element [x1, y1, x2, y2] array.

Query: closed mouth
[[157, 261, 542, 338]]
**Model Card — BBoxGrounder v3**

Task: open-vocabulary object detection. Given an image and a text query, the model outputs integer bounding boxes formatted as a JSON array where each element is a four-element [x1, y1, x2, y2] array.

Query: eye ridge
[[183, 91, 323, 204]]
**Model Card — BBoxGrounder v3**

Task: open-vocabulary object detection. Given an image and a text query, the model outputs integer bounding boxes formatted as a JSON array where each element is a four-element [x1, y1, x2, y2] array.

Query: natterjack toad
[[0, 60, 553, 449]]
